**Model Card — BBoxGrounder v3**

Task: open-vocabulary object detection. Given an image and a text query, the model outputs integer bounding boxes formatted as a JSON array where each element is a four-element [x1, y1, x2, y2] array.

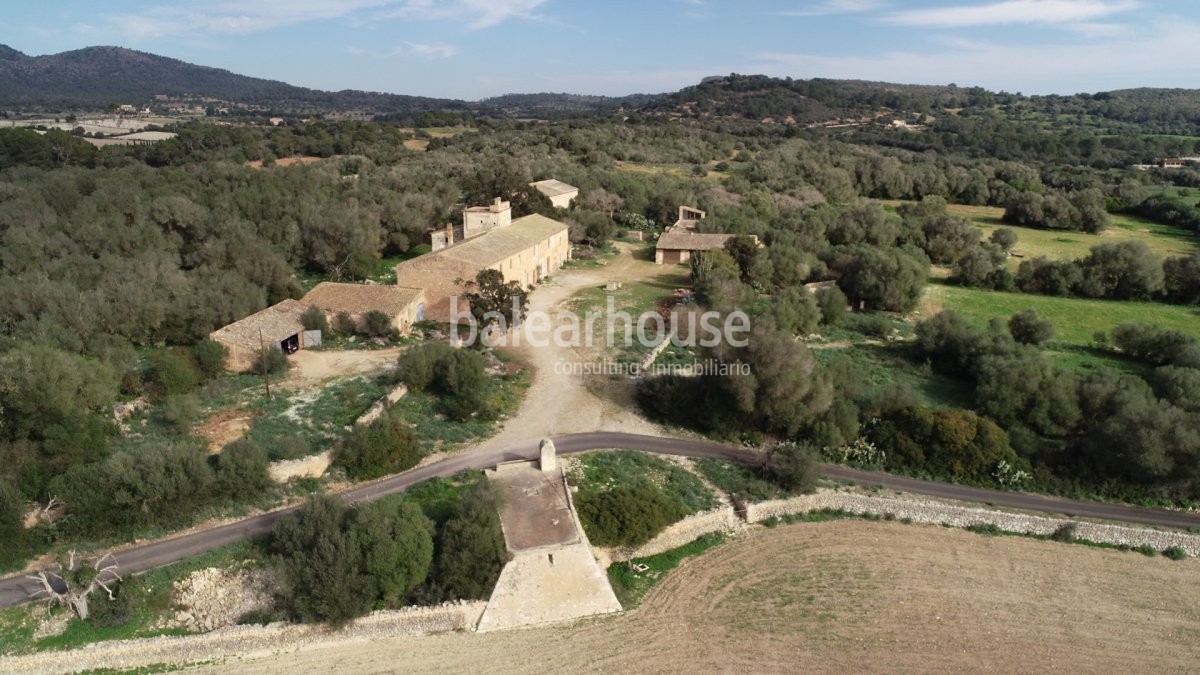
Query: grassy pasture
[[926, 282, 1200, 345], [882, 201, 1198, 263]]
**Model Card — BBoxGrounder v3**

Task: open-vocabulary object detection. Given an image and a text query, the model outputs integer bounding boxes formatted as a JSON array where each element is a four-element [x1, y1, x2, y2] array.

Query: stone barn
[[301, 282, 426, 334], [210, 299, 308, 372], [654, 205, 756, 264], [529, 179, 579, 208], [394, 213, 570, 322]]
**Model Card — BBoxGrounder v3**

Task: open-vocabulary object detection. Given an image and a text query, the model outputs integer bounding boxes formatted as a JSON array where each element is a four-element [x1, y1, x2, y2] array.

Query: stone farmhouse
[[209, 299, 309, 371], [655, 205, 756, 264], [529, 179, 579, 208], [396, 200, 570, 322], [211, 194, 571, 370], [301, 282, 426, 333]]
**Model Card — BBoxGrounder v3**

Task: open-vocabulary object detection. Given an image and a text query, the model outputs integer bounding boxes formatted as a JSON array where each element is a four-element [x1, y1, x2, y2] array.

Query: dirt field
[[280, 347, 404, 388], [192, 520, 1200, 673]]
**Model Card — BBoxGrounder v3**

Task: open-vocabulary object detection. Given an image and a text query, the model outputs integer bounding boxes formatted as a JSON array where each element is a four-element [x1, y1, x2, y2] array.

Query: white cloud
[[406, 41, 459, 58], [753, 19, 1200, 93], [781, 0, 889, 17], [885, 0, 1138, 28], [101, 0, 543, 41], [379, 0, 548, 29]]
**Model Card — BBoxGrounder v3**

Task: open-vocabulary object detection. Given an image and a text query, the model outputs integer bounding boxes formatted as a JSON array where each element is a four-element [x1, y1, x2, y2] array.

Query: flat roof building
[[530, 179, 579, 208]]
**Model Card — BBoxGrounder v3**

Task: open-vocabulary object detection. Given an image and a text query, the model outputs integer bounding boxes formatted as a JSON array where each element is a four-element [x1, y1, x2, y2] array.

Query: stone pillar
[[539, 438, 556, 473]]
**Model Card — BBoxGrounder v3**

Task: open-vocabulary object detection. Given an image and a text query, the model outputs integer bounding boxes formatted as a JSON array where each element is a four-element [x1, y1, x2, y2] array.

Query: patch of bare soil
[[281, 347, 404, 389], [196, 407, 253, 454], [194, 521, 1200, 673], [402, 139, 429, 151]]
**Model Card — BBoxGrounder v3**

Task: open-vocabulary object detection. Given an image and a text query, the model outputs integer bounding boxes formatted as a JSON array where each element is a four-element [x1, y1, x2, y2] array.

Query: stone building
[[654, 205, 754, 264], [529, 179, 579, 208], [301, 282, 426, 333], [395, 212, 570, 322], [209, 299, 308, 371]]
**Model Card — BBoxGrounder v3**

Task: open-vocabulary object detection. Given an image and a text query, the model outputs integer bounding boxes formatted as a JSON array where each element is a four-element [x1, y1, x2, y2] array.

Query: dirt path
[[469, 244, 671, 448], [180, 520, 1200, 673]]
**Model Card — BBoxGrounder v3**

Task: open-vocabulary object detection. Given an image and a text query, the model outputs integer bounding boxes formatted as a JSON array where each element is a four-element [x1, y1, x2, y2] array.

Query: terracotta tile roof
[[210, 299, 306, 349], [302, 283, 424, 316], [397, 213, 568, 270]]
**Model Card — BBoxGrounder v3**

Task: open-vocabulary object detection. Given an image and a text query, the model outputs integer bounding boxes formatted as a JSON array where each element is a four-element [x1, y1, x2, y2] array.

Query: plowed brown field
[[197, 521, 1200, 673]]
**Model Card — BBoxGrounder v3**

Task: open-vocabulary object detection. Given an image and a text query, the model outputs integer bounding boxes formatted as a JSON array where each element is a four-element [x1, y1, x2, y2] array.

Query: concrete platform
[[478, 462, 621, 631]]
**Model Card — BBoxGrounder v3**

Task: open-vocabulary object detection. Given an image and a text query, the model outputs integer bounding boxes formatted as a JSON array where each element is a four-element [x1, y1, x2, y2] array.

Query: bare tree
[[27, 551, 121, 620]]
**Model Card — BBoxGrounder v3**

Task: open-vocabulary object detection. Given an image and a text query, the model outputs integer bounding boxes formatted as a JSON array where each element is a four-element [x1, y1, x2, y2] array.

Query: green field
[[883, 201, 1198, 263], [1143, 184, 1200, 207], [928, 282, 1200, 346]]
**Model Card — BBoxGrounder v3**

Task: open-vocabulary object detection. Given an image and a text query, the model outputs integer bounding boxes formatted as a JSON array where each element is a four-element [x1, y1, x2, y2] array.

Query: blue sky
[[7, 1, 1200, 99]]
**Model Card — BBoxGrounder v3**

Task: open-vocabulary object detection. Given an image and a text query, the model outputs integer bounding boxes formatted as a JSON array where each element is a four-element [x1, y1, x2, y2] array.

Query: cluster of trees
[[916, 311, 1200, 499], [55, 437, 272, 534], [1003, 189, 1110, 233], [870, 407, 1027, 484], [334, 410, 421, 481], [395, 343, 494, 421], [270, 481, 509, 624], [990, 244, 1200, 304]]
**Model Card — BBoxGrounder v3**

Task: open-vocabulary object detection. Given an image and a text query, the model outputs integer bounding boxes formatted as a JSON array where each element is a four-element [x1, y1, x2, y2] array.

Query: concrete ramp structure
[[477, 461, 621, 632]]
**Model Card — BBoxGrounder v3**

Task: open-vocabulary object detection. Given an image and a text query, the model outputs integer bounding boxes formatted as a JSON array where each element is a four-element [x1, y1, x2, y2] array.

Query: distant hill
[[480, 92, 658, 115], [0, 44, 467, 114]]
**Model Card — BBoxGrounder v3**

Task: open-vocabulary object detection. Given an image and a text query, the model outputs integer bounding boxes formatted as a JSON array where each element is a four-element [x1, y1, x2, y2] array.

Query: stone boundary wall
[[267, 450, 332, 483], [0, 602, 488, 675], [745, 490, 1200, 556], [354, 383, 409, 427], [610, 506, 741, 562]]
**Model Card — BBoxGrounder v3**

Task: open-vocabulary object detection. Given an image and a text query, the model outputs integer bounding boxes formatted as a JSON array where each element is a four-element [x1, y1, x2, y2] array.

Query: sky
[[6, 0, 1200, 99]]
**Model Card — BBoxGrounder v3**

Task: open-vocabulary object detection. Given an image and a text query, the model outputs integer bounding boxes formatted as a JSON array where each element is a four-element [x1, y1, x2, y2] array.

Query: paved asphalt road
[[2, 431, 1198, 609]]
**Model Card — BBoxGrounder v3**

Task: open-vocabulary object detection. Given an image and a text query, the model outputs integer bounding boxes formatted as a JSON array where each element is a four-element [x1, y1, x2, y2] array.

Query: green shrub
[[966, 522, 1005, 536], [815, 286, 848, 326], [430, 481, 509, 601], [86, 579, 139, 628], [1163, 546, 1188, 561], [576, 486, 687, 548], [361, 310, 394, 338], [271, 493, 434, 625], [333, 312, 357, 336], [162, 393, 201, 432], [192, 339, 229, 379], [1132, 544, 1158, 557], [768, 443, 820, 495], [1008, 309, 1054, 346], [249, 346, 288, 376], [215, 439, 272, 498], [396, 343, 455, 391], [334, 411, 421, 480], [149, 350, 200, 397], [266, 431, 312, 461], [301, 306, 330, 334]]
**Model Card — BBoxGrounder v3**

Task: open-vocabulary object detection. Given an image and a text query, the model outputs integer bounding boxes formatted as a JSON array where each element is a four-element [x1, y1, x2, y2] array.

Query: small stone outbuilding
[[301, 282, 426, 334], [209, 299, 308, 372], [529, 179, 579, 208]]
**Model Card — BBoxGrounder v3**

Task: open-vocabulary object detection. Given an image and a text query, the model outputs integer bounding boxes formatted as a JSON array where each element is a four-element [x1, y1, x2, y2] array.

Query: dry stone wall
[[267, 450, 332, 483], [0, 602, 488, 675], [610, 506, 742, 562], [745, 490, 1200, 556]]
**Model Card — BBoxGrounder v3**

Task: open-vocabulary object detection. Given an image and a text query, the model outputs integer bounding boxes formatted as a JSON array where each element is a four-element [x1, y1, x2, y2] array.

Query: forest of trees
[[4, 73, 1200, 573]]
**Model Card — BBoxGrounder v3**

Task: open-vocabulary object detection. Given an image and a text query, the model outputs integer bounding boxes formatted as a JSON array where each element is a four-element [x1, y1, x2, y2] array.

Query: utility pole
[[259, 329, 272, 401]]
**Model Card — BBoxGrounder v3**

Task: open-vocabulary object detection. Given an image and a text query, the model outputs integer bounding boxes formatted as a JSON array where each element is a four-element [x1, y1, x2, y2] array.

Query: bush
[[576, 486, 687, 548], [1008, 309, 1054, 346], [870, 406, 1028, 484], [271, 493, 434, 624], [333, 312, 357, 336], [395, 343, 455, 391], [1111, 323, 1197, 365], [334, 411, 421, 481], [162, 393, 201, 433], [192, 339, 228, 379], [990, 227, 1018, 252], [301, 305, 329, 333], [87, 579, 139, 628], [215, 439, 272, 498], [431, 481, 509, 600], [362, 310, 394, 338], [815, 286, 848, 326], [1050, 522, 1077, 543], [769, 443, 820, 494], [1163, 546, 1188, 561], [395, 343, 492, 420], [249, 346, 288, 376], [149, 350, 200, 397]]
